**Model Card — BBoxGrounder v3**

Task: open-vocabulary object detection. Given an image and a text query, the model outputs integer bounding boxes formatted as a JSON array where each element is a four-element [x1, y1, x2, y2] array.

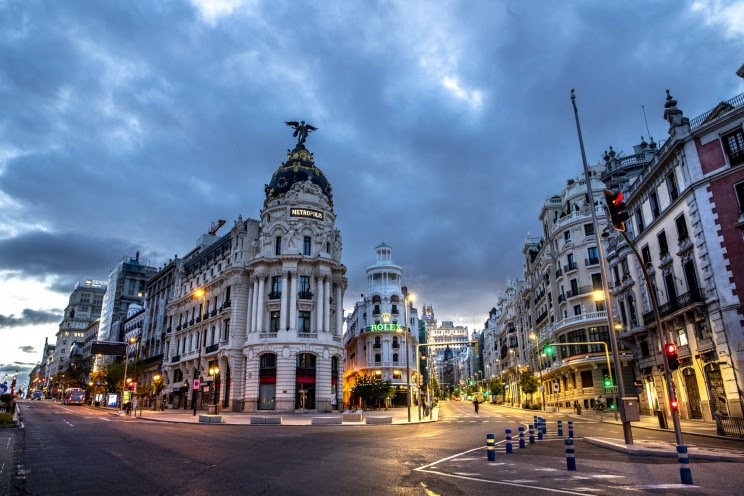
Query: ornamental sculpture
[[285, 120, 317, 146]]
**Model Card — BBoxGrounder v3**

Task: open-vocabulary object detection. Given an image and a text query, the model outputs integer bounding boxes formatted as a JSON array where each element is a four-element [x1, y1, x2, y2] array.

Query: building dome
[[264, 144, 333, 207]]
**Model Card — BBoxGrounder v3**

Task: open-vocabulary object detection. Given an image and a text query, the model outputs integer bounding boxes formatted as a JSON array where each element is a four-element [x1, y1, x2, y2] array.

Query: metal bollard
[[677, 445, 693, 485], [541, 417, 547, 435], [486, 433, 496, 462], [537, 425, 543, 440], [565, 438, 576, 471], [529, 424, 535, 444], [518, 425, 526, 448], [558, 420, 564, 437], [505, 428, 513, 453], [568, 420, 574, 438], [533, 415, 538, 427]]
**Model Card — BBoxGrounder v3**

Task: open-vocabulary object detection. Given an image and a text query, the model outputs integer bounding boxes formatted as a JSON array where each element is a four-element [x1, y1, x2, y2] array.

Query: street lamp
[[529, 333, 546, 411], [192, 288, 207, 416], [208, 366, 221, 414], [401, 287, 415, 423]]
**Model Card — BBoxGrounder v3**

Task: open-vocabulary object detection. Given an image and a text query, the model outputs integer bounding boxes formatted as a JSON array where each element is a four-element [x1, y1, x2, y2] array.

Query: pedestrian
[[132, 396, 139, 416], [473, 397, 479, 414], [125, 400, 132, 416]]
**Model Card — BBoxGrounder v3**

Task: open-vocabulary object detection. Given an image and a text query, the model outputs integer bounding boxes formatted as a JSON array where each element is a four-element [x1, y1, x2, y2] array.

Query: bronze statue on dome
[[285, 120, 317, 146]]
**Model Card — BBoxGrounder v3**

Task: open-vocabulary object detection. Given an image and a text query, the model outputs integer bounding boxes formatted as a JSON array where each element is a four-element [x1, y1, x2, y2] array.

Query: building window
[[393, 370, 402, 379], [584, 223, 595, 236], [722, 128, 744, 166], [298, 311, 311, 333], [564, 230, 571, 242], [392, 336, 399, 348], [649, 190, 660, 218], [270, 276, 282, 299], [591, 273, 603, 290], [299, 275, 310, 293], [573, 305, 581, 316], [678, 327, 689, 346], [275, 236, 282, 255], [270, 311, 280, 333], [393, 353, 399, 363], [374, 353, 381, 363], [223, 319, 230, 340], [635, 209, 645, 234], [667, 171, 679, 201], [735, 182, 744, 212], [303, 236, 311, 256], [658, 230, 669, 257], [641, 245, 651, 265], [675, 214, 689, 241], [587, 246, 598, 265], [640, 339, 650, 358]]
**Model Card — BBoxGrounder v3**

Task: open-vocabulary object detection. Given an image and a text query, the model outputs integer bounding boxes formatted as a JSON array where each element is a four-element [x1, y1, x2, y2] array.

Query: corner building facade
[[164, 141, 346, 413]]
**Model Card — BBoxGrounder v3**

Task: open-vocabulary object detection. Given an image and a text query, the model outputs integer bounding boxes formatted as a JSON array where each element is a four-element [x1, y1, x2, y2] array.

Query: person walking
[[473, 397, 480, 414]]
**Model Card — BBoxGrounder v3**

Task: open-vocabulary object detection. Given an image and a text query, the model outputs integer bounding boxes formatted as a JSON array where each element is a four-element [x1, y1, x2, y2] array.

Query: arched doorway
[[682, 368, 702, 419], [706, 363, 729, 416], [296, 353, 316, 410], [258, 353, 276, 410]]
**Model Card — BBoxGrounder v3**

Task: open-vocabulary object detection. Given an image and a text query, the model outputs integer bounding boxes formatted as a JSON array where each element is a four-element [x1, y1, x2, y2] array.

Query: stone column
[[335, 284, 343, 337], [324, 278, 331, 334], [310, 275, 317, 332], [246, 282, 254, 335], [279, 272, 288, 330], [256, 276, 265, 332], [250, 279, 259, 333], [289, 272, 298, 332], [316, 276, 325, 332]]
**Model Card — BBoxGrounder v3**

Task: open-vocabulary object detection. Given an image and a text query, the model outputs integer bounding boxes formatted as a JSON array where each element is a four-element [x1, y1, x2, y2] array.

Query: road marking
[[591, 474, 624, 479], [638, 484, 700, 489], [64, 420, 74, 427], [419, 481, 441, 496], [6, 438, 10, 448], [415, 445, 490, 471], [20, 422, 24, 429], [96, 417, 112, 422], [415, 469, 596, 496]]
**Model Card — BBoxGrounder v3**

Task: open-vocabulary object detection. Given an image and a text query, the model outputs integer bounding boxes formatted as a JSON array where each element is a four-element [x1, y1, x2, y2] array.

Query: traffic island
[[366, 416, 392, 424], [584, 437, 744, 462], [311, 417, 342, 425]]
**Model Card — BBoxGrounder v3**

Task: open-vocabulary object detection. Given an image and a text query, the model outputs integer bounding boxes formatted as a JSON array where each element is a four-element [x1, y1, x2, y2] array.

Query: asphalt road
[[5, 400, 744, 496]]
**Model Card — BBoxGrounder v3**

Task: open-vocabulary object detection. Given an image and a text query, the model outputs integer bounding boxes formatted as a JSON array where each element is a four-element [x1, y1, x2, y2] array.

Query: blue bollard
[[533, 415, 538, 427], [529, 424, 535, 444], [486, 433, 496, 462], [541, 417, 547, 435], [538, 426, 543, 440], [518, 426, 526, 448], [677, 445, 693, 485], [505, 428, 513, 453], [568, 420, 574, 438], [565, 438, 576, 470], [558, 420, 564, 437]]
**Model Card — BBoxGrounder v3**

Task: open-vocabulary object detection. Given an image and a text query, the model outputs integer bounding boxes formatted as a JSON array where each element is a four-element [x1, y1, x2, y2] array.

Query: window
[[678, 328, 688, 346], [326, 241, 331, 253], [271, 276, 281, 295], [223, 319, 230, 340], [658, 230, 669, 257], [303, 236, 311, 256], [298, 311, 311, 333], [635, 209, 645, 234], [392, 336, 399, 348], [735, 182, 744, 212], [587, 247, 598, 264], [275, 236, 282, 255], [270, 311, 280, 333], [584, 223, 595, 236], [591, 273, 603, 290], [374, 353, 381, 363], [393, 370, 402, 379], [649, 191, 660, 218], [393, 353, 399, 363], [573, 304, 581, 316], [641, 245, 651, 265], [675, 214, 689, 241], [564, 230, 571, 242], [640, 339, 650, 358], [722, 128, 744, 166], [667, 171, 679, 201], [613, 266, 620, 286], [299, 275, 310, 293], [628, 294, 638, 323]]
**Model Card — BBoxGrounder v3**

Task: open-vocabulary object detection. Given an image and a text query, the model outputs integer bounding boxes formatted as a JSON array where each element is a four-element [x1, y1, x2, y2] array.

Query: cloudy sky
[[1, 0, 743, 383]]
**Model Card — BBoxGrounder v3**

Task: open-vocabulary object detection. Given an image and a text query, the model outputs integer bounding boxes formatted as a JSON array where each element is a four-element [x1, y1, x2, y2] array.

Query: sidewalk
[[135, 406, 439, 426], [570, 410, 729, 439]]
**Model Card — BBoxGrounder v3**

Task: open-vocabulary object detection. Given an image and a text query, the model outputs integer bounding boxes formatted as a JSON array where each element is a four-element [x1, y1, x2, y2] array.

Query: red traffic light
[[603, 189, 629, 231], [610, 191, 624, 205], [665, 343, 677, 355], [671, 398, 679, 411]]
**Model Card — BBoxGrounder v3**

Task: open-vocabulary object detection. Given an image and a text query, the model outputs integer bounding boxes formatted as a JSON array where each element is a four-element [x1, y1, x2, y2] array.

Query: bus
[[64, 388, 86, 405]]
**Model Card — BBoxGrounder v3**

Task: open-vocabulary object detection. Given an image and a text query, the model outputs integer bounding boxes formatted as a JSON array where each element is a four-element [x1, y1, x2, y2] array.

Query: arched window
[[392, 336, 399, 348], [374, 336, 381, 349], [393, 353, 399, 363], [374, 353, 381, 363]]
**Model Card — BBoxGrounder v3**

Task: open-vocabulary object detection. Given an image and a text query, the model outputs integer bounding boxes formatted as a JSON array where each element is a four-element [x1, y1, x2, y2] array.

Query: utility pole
[[571, 89, 633, 444]]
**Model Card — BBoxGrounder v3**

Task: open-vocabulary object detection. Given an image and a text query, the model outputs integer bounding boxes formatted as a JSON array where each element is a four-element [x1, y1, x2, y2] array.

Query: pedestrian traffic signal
[[603, 189, 629, 232], [670, 398, 679, 412], [665, 343, 679, 371], [603, 376, 612, 388]]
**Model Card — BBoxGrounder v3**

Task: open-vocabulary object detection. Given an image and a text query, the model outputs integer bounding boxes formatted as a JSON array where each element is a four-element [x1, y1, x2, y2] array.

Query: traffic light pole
[[620, 231, 684, 446], [571, 89, 633, 444]]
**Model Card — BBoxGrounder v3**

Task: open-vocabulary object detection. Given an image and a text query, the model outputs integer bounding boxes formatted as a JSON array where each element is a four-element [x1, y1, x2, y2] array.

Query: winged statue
[[285, 120, 317, 146]]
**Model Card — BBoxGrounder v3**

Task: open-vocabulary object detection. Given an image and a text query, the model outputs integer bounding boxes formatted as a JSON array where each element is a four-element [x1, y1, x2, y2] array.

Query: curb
[[584, 437, 744, 462], [595, 418, 744, 443], [136, 415, 439, 426]]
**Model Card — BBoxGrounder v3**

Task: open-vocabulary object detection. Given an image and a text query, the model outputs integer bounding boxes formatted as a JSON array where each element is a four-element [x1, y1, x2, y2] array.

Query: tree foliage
[[519, 370, 539, 397], [489, 377, 505, 397], [351, 374, 396, 408]]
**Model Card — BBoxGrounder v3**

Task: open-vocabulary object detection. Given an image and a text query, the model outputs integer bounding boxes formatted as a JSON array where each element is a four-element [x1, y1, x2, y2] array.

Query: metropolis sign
[[290, 208, 324, 220]]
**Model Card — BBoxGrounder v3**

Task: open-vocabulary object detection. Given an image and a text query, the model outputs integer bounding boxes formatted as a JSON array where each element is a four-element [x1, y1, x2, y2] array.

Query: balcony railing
[[535, 310, 549, 325], [269, 291, 282, 300], [171, 355, 180, 363], [297, 332, 318, 339], [259, 332, 277, 338], [585, 257, 599, 266], [222, 300, 231, 309], [565, 286, 593, 299], [210, 309, 217, 317], [555, 268, 563, 278], [373, 343, 381, 349], [642, 288, 705, 324], [176, 325, 182, 331], [205, 344, 219, 353], [195, 316, 201, 323], [189, 319, 195, 326], [554, 311, 607, 333], [298, 291, 313, 300], [564, 262, 578, 273]]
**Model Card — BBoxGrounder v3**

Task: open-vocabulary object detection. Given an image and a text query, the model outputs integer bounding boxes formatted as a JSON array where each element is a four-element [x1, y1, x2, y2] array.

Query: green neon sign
[[371, 323, 402, 332]]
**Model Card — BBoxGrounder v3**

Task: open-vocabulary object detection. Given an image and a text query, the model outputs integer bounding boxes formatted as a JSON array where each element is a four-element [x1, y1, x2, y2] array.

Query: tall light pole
[[193, 288, 207, 416], [529, 333, 546, 411], [570, 89, 633, 445], [402, 287, 415, 422]]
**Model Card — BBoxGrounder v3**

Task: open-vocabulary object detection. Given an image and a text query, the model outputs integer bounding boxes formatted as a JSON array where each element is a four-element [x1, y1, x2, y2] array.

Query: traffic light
[[544, 344, 554, 356], [670, 398, 679, 412], [665, 343, 679, 371], [603, 189, 629, 231], [603, 376, 612, 388]]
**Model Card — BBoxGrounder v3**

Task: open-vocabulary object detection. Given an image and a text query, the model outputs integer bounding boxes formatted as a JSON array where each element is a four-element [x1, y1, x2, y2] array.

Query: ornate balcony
[[171, 355, 180, 363], [564, 261, 578, 273], [269, 291, 282, 300], [205, 344, 219, 353], [298, 291, 313, 300]]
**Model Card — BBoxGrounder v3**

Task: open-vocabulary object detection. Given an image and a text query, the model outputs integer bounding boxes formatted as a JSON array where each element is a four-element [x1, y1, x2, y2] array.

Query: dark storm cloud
[[0, 363, 35, 374], [0, 1, 741, 324], [0, 308, 62, 329], [19, 346, 37, 354]]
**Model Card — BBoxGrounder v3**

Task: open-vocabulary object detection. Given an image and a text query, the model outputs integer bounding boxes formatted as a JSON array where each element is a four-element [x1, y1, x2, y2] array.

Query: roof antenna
[[641, 105, 653, 142]]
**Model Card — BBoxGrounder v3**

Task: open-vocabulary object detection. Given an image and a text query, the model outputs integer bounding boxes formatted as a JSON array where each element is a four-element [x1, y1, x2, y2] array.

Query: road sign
[[0, 384, 7, 394], [193, 379, 200, 390]]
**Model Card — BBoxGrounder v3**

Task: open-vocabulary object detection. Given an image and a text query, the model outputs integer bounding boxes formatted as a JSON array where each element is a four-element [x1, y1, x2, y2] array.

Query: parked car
[[32, 390, 43, 400]]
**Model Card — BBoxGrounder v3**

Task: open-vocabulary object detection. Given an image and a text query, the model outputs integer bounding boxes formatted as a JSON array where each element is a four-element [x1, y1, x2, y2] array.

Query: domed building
[[164, 130, 347, 413]]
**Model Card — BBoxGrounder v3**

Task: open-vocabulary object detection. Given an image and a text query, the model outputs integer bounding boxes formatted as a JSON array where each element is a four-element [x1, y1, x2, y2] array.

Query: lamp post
[[152, 374, 162, 412], [402, 287, 415, 423], [529, 333, 546, 411], [193, 288, 207, 416], [208, 366, 221, 414]]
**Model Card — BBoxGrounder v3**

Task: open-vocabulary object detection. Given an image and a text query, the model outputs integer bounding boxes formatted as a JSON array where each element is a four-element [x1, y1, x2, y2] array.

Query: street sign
[[0, 384, 7, 394], [193, 379, 200, 390]]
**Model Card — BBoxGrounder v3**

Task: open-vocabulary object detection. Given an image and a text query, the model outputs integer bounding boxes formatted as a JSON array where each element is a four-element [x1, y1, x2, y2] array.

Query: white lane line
[[96, 417, 111, 422], [6, 438, 10, 448], [20, 422, 24, 429], [416, 469, 595, 496], [63, 420, 74, 427], [415, 445, 490, 471]]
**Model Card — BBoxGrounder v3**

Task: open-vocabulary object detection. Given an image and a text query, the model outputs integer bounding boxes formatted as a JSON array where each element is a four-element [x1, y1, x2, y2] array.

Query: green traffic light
[[603, 377, 612, 388], [544, 345, 554, 355]]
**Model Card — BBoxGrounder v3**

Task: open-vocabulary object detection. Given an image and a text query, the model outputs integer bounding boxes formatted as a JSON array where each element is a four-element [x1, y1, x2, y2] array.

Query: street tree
[[519, 370, 539, 403]]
